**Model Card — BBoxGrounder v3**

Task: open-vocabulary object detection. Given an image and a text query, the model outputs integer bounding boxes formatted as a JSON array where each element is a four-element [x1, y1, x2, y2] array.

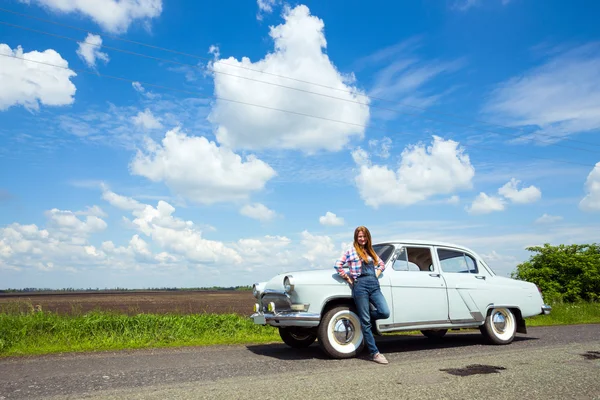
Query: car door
[[383, 245, 449, 328], [435, 247, 490, 323]]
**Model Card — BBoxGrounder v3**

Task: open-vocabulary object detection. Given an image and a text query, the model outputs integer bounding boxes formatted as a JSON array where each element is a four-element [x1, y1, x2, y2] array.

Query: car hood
[[263, 268, 342, 291]]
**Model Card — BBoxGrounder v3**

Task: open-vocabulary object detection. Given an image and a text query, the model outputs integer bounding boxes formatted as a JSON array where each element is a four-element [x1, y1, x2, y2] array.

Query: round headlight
[[283, 275, 294, 293]]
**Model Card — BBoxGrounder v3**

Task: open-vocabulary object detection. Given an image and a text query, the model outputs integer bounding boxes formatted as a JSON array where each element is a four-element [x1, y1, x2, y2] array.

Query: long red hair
[[353, 226, 379, 264]]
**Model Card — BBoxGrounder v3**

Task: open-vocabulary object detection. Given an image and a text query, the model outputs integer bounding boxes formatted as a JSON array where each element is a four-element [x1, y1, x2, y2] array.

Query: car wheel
[[480, 307, 517, 345], [317, 305, 365, 359], [278, 327, 317, 348], [421, 329, 448, 340]]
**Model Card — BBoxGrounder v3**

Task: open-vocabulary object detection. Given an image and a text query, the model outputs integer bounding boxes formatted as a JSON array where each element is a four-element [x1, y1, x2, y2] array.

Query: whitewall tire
[[480, 307, 517, 345], [317, 305, 365, 359]]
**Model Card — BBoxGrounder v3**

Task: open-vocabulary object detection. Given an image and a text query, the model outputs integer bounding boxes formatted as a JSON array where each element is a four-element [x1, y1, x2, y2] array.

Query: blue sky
[[1, 0, 599, 289]]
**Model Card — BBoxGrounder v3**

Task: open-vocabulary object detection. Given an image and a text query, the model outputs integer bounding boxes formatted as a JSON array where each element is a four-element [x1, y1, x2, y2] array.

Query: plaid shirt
[[334, 246, 386, 280]]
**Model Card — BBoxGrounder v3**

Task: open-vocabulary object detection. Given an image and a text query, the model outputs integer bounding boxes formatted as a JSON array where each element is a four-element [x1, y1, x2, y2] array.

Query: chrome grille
[[260, 291, 292, 312]]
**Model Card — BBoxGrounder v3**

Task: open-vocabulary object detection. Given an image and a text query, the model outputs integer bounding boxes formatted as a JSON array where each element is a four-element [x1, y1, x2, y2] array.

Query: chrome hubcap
[[492, 311, 507, 333], [333, 317, 356, 344]]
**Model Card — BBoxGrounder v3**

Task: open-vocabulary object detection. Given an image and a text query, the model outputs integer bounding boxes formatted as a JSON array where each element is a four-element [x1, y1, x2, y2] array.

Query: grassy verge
[[525, 301, 600, 326], [1, 302, 598, 358], [0, 309, 279, 357]]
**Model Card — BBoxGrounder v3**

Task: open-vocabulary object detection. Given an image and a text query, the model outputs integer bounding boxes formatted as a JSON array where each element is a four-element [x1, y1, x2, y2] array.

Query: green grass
[[0, 301, 598, 358], [0, 308, 279, 357], [525, 301, 600, 326]]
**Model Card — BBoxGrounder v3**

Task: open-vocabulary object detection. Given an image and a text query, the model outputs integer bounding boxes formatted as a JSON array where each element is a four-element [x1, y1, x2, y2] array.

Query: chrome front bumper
[[542, 304, 552, 315], [251, 311, 320, 328]]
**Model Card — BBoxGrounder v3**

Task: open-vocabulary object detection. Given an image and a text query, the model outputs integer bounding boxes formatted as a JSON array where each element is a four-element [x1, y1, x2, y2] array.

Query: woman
[[334, 226, 390, 364]]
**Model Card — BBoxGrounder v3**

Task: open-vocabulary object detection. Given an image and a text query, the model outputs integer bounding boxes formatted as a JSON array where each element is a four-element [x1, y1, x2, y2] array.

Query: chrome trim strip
[[470, 311, 485, 321], [380, 319, 449, 329], [251, 312, 321, 323], [451, 318, 478, 324]]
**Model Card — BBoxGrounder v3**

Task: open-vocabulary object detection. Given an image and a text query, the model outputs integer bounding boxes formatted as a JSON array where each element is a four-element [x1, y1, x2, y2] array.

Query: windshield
[[373, 244, 395, 264]]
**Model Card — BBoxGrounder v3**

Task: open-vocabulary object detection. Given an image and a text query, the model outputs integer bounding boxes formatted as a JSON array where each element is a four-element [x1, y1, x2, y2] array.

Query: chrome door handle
[[475, 276, 486, 280], [429, 273, 440, 278]]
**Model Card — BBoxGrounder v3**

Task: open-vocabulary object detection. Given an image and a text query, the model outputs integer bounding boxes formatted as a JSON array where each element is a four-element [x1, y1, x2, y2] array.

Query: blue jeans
[[352, 276, 390, 356]]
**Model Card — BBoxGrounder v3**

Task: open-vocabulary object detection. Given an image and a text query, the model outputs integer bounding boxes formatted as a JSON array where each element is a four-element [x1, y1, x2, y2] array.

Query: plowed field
[[0, 291, 255, 315]]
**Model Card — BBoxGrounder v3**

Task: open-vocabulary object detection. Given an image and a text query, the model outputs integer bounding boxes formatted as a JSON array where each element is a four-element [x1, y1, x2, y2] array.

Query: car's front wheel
[[278, 327, 317, 348], [480, 307, 517, 345], [317, 305, 365, 359]]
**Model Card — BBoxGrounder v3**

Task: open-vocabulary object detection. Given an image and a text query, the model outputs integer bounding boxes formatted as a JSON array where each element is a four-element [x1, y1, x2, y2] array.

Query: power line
[[0, 52, 596, 169], [1, 20, 599, 155], [1, 6, 598, 149]]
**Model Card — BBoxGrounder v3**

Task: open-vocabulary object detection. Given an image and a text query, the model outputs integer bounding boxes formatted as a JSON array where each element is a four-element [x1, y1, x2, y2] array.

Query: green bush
[[511, 243, 600, 303]]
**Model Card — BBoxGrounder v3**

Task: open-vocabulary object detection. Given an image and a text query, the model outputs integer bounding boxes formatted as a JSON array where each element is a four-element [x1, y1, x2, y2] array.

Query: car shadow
[[245, 332, 538, 361]]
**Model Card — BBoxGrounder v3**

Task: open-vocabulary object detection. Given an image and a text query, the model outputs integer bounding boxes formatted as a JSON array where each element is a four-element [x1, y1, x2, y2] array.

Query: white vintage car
[[250, 240, 552, 359]]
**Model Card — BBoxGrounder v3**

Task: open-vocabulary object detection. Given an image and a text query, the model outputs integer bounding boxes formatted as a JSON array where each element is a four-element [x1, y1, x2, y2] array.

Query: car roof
[[374, 239, 479, 255]]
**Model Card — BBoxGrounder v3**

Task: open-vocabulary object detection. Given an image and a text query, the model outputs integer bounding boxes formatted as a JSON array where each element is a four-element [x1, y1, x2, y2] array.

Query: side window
[[393, 247, 433, 272], [464, 254, 478, 273], [437, 249, 479, 274]]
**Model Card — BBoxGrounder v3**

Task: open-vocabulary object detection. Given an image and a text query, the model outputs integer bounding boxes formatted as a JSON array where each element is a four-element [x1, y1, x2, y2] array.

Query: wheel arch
[[320, 296, 354, 316], [482, 304, 526, 338]]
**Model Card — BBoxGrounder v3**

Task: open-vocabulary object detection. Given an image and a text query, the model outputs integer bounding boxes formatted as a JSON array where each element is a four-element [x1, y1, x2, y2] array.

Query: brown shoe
[[372, 353, 389, 364]]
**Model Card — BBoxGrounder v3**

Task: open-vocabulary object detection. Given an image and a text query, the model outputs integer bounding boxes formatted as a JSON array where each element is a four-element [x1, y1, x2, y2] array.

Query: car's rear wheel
[[278, 327, 317, 348], [421, 329, 448, 340], [480, 307, 516, 344], [317, 305, 364, 359]]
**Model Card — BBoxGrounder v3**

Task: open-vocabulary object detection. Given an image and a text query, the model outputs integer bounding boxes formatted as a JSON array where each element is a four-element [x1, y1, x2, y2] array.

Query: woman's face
[[357, 230, 367, 246]]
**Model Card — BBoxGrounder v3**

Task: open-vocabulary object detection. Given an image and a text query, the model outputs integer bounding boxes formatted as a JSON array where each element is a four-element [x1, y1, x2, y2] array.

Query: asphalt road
[[1, 325, 599, 400]]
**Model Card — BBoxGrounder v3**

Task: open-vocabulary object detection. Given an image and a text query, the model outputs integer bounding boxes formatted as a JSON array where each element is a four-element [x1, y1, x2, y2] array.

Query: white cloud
[[319, 211, 345, 226], [76, 34, 109, 68], [358, 38, 464, 121], [579, 162, 600, 212], [257, 0, 278, 12], [466, 193, 506, 215], [0, 44, 76, 111], [130, 127, 277, 204], [208, 5, 370, 153], [353, 136, 475, 207], [535, 214, 564, 224], [300, 230, 337, 267], [452, 0, 511, 11], [132, 109, 163, 129], [369, 58, 463, 111], [23, 0, 163, 33], [256, 0, 280, 20], [45, 208, 108, 236], [0, 223, 99, 271], [446, 195, 460, 205], [368, 137, 392, 159], [132, 81, 159, 99], [235, 235, 292, 270], [102, 189, 242, 264], [498, 178, 542, 204], [240, 203, 277, 221], [351, 147, 370, 166], [484, 43, 600, 143], [76, 205, 108, 218], [56, 97, 210, 146], [101, 186, 146, 211]]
